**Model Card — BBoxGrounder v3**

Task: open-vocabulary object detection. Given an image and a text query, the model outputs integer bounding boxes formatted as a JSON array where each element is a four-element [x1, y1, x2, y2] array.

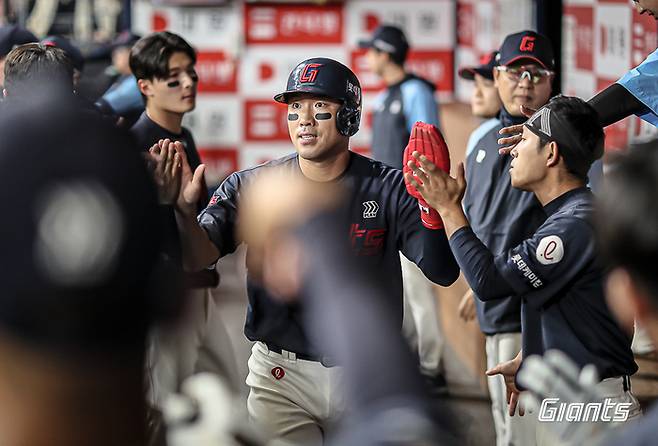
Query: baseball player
[[130, 31, 235, 410], [460, 30, 556, 446], [162, 57, 459, 444], [359, 23, 446, 391], [405, 95, 641, 445]]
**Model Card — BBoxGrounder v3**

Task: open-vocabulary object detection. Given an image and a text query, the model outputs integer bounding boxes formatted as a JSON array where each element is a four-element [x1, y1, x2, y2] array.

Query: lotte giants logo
[[300, 63, 322, 83], [271, 367, 285, 380], [520, 36, 536, 52]]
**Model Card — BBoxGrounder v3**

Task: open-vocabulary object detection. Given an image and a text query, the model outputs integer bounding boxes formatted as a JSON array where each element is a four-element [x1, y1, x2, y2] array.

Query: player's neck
[[0, 339, 148, 446], [533, 175, 586, 207], [298, 149, 351, 182], [382, 64, 406, 86], [146, 105, 184, 134]]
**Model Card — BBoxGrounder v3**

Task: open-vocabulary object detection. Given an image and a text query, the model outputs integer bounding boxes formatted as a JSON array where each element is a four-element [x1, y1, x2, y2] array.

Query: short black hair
[[129, 31, 196, 81], [544, 95, 604, 181], [597, 144, 658, 303], [3, 43, 73, 95]]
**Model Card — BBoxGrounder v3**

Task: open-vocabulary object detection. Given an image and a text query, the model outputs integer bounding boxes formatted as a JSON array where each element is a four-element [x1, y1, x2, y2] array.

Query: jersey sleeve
[[616, 48, 658, 126], [494, 214, 595, 307], [400, 79, 440, 132], [197, 172, 242, 258], [395, 173, 459, 286]]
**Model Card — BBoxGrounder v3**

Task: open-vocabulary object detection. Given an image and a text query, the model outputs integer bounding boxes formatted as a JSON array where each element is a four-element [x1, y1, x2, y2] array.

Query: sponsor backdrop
[[132, 0, 455, 180], [562, 0, 658, 150], [133, 0, 658, 181], [454, 0, 536, 103]]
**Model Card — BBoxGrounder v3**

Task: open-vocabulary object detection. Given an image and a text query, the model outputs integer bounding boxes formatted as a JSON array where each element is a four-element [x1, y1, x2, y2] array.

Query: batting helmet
[[274, 57, 362, 137]]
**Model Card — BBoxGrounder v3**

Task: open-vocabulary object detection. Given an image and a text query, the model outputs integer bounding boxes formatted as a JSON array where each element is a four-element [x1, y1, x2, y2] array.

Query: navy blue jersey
[[450, 188, 637, 379], [198, 152, 459, 357], [462, 109, 546, 335], [130, 112, 216, 287]]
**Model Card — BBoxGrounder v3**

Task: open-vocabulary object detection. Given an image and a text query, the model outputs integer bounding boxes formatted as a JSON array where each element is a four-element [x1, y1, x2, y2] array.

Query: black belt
[[623, 375, 631, 392], [264, 343, 338, 368]]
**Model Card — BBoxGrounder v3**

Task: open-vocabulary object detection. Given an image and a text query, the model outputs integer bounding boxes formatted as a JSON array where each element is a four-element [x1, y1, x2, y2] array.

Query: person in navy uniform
[[405, 95, 641, 444], [154, 57, 459, 445]]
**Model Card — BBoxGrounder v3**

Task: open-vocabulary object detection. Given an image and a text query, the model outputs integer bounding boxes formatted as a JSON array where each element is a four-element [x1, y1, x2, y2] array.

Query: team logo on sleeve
[[536, 235, 564, 265]]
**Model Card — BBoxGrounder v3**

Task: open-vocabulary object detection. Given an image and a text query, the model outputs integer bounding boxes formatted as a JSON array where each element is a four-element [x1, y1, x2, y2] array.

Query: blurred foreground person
[[2, 43, 74, 101], [0, 24, 37, 91], [237, 171, 461, 446], [0, 98, 180, 446]]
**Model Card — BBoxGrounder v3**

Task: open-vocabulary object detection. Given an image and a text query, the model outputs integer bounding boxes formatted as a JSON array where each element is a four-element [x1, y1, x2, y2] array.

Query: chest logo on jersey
[[362, 201, 379, 219], [209, 195, 220, 206], [350, 223, 386, 256], [476, 149, 486, 163], [536, 235, 564, 265]]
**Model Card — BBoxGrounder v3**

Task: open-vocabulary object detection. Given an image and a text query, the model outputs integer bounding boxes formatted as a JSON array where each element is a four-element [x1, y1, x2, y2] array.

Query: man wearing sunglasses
[[460, 30, 555, 446]]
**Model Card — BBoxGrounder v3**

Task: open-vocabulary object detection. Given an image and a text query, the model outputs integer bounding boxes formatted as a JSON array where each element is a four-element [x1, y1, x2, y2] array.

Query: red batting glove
[[403, 122, 451, 230]]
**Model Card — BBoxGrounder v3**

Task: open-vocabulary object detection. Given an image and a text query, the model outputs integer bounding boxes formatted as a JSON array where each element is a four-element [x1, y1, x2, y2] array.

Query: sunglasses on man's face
[[496, 65, 554, 85]]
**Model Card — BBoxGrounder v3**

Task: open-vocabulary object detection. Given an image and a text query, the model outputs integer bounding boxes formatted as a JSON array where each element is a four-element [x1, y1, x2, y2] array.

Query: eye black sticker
[[166, 80, 180, 88], [287, 113, 299, 121], [315, 112, 332, 120]]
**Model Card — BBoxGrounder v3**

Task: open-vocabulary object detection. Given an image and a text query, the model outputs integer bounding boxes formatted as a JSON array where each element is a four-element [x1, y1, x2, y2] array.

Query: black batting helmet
[[274, 57, 362, 137]]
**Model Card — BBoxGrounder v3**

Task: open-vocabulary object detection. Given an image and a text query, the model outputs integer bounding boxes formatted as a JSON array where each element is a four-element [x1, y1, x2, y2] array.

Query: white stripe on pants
[[486, 332, 537, 446]]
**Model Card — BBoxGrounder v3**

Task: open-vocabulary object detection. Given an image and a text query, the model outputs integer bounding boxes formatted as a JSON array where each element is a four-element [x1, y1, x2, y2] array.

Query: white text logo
[[538, 398, 632, 423]]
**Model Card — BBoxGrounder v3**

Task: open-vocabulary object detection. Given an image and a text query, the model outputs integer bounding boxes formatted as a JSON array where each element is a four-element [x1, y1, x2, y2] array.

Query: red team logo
[[271, 367, 285, 380], [520, 36, 536, 51], [350, 224, 386, 256], [300, 63, 322, 83]]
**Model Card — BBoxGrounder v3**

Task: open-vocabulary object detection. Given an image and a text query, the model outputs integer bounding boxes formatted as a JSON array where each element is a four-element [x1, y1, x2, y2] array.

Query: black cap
[[41, 35, 85, 71], [0, 25, 37, 58], [497, 30, 555, 70], [0, 98, 178, 355], [358, 25, 409, 63], [458, 51, 498, 81]]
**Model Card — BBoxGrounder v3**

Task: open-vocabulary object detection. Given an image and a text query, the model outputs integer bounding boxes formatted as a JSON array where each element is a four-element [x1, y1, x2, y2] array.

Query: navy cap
[[0, 98, 180, 355], [497, 30, 555, 70], [0, 25, 37, 58], [458, 51, 498, 81], [358, 25, 410, 62], [41, 35, 85, 71], [111, 31, 141, 50]]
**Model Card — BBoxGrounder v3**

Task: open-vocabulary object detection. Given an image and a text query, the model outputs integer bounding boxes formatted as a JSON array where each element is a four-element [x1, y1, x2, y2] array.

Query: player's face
[[140, 51, 198, 114], [509, 126, 550, 190], [286, 94, 348, 162], [494, 61, 552, 116], [471, 73, 501, 118], [365, 48, 388, 77], [634, 0, 658, 18]]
